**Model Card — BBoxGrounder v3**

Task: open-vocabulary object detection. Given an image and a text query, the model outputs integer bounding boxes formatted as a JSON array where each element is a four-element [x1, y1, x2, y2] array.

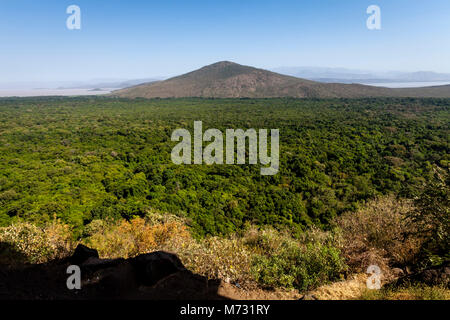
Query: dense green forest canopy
[[0, 97, 448, 237]]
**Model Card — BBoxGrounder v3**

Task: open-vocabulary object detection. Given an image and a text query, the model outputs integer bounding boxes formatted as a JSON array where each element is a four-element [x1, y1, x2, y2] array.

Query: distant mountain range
[[271, 67, 450, 84], [113, 61, 450, 99]]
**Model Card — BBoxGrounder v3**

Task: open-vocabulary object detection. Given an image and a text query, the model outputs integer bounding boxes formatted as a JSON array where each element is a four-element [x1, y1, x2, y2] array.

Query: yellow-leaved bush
[[0, 219, 73, 264]]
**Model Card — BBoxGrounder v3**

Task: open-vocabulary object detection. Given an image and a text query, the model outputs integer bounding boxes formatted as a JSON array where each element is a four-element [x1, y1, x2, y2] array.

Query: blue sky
[[1, 0, 449, 81]]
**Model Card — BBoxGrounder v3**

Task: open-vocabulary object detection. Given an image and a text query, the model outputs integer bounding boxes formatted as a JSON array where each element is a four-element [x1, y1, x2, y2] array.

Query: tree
[[406, 167, 449, 266]]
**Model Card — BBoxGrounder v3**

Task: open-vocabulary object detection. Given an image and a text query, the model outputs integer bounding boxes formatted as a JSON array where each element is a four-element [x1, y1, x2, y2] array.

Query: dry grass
[[311, 273, 369, 300], [360, 284, 450, 300]]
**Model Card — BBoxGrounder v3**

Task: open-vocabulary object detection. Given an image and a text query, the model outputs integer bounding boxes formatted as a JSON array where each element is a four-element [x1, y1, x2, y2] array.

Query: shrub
[[334, 196, 421, 274], [0, 213, 347, 291], [247, 226, 346, 290], [251, 241, 345, 291], [84, 216, 190, 259], [406, 169, 449, 267], [0, 219, 73, 264], [177, 237, 253, 284], [242, 226, 291, 255]]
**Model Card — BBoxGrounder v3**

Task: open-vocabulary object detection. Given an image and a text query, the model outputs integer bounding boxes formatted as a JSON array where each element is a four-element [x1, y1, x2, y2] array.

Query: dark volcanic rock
[[0, 246, 226, 300], [388, 261, 449, 288], [130, 251, 186, 286], [136, 270, 225, 300], [83, 261, 138, 297], [70, 244, 99, 265], [81, 257, 126, 272]]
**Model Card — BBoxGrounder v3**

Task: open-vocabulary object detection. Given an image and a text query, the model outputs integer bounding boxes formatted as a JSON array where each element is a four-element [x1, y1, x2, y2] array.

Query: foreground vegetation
[[0, 97, 448, 297], [1, 190, 448, 295], [359, 284, 450, 300]]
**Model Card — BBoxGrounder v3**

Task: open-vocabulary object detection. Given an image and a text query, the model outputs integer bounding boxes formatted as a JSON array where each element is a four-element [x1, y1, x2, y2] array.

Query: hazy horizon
[[2, 63, 450, 91]]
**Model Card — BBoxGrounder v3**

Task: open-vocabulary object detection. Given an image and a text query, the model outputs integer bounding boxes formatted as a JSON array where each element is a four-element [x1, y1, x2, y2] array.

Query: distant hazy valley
[[3, 63, 450, 97]]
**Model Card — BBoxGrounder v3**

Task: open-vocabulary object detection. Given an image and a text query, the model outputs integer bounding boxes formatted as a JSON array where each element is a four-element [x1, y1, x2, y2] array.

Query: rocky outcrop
[[129, 251, 186, 286], [387, 261, 450, 289], [0, 244, 226, 300], [70, 244, 99, 265]]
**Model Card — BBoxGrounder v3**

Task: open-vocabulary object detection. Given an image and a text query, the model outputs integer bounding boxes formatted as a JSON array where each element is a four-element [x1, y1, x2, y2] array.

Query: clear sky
[[1, 0, 449, 82]]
